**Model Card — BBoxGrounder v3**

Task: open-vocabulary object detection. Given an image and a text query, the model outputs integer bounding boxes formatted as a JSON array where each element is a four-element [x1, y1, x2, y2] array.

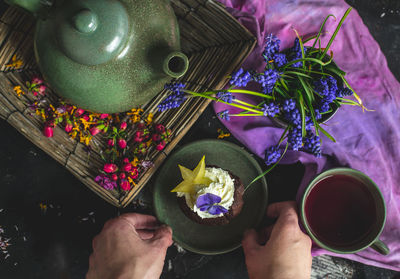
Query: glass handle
[[370, 239, 390, 255]]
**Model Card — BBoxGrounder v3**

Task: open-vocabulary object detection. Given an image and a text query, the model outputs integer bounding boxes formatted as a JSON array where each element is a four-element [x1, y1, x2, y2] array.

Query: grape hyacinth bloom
[[95, 174, 117, 190], [264, 146, 282, 166], [319, 100, 331, 113], [284, 108, 302, 128], [314, 109, 322, 120], [288, 128, 303, 151], [230, 68, 252, 87], [282, 99, 296, 112], [158, 91, 187, 112], [303, 132, 322, 157], [273, 53, 288, 67], [217, 110, 230, 121], [263, 34, 281, 62], [262, 102, 280, 117], [165, 82, 185, 94], [337, 87, 353, 97], [256, 69, 280, 94], [289, 38, 309, 68], [216, 91, 235, 103], [196, 193, 228, 215]]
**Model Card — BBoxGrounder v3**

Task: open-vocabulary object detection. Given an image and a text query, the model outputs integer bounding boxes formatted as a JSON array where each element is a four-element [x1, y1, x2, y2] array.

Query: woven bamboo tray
[[0, 1, 256, 207]]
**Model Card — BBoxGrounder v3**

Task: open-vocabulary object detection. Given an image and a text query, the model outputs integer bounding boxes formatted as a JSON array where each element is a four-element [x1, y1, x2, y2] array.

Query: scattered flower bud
[[111, 174, 118, 181], [120, 122, 128, 131], [156, 140, 166, 151], [38, 85, 46, 95], [122, 163, 132, 172], [118, 139, 127, 149], [76, 108, 85, 116], [152, 133, 161, 142], [32, 77, 43, 85], [155, 124, 165, 133], [65, 123, 73, 133], [119, 172, 126, 179], [82, 115, 90, 121], [120, 180, 131, 191], [103, 163, 118, 173], [123, 158, 130, 164], [107, 139, 115, 147], [90, 126, 102, 136], [43, 126, 54, 138], [100, 114, 109, 119]]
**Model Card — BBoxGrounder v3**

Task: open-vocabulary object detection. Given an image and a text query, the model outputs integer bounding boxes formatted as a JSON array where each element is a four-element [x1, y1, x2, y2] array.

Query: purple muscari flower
[[289, 38, 309, 68], [216, 91, 235, 103], [230, 68, 253, 87], [264, 145, 282, 166], [303, 132, 322, 157], [217, 110, 230, 121], [288, 128, 303, 151], [273, 53, 287, 67], [165, 82, 186, 94], [314, 109, 322, 120], [196, 193, 228, 215], [314, 78, 329, 97], [336, 87, 353, 97], [305, 116, 314, 131], [158, 91, 187, 112], [282, 99, 296, 112], [319, 101, 331, 113], [284, 108, 302, 128], [263, 34, 281, 62], [262, 102, 280, 117], [255, 69, 280, 95], [326, 76, 338, 96], [95, 174, 117, 190]]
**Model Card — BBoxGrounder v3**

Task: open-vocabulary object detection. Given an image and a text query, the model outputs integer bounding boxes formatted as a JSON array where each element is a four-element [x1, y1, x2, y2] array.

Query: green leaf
[[303, 34, 318, 44], [317, 124, 336, 142], [245, 142, 289, 191], [284, 71, 312, 79], [320, 7, 352, 60], [274, 86, 290, 98], [293, 29, 307, 69], [298, 76, 315, 103], [312, 14, 336, 49], [283, 56, 333, 69], [297, 91, 306, 137]]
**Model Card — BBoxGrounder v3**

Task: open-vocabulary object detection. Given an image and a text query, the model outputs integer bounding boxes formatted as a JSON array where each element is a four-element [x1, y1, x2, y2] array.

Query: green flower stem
[[233, 99, 260, 108], [230, 113, 263, 117], [245, 142, 289, 192], [185, 90, 262, 114], [312, 14, 336, 49], [228, 89, 274, 99], [320, 7, 352, 60]]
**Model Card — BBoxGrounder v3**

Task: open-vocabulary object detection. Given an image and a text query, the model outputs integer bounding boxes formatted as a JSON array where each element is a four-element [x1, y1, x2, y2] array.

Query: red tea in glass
[[305, 174, 377, 247]]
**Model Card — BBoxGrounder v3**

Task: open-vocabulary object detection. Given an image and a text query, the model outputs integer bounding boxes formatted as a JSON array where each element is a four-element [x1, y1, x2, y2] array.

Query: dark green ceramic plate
[[153, 139, 268, 255]]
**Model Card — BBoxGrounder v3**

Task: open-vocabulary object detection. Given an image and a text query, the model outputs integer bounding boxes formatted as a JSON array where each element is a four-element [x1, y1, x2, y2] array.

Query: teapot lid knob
[[73, 9, 98, 33]]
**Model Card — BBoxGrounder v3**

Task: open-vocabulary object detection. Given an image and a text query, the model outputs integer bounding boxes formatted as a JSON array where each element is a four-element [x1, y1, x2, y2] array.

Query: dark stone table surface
[[0, 0, 399, 278]]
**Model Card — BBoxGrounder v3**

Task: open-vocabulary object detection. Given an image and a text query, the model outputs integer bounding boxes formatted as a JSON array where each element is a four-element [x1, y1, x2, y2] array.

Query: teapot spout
[[163, 51, 189, 79], [5, 0, 53, 18]]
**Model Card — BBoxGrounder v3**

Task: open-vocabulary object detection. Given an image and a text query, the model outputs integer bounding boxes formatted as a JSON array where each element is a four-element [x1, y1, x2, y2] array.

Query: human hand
[[86, 213, 173, 279], [242, 201, 312, 279]]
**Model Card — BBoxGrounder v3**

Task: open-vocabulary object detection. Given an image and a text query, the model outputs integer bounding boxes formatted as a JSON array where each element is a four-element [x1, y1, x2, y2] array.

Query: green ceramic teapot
[[6, 0, 189, 113]]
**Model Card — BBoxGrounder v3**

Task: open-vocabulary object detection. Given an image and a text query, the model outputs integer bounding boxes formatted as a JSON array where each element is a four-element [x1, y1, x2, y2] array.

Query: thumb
[[242, 229, 260, 255], [149, 225, 173, 248]]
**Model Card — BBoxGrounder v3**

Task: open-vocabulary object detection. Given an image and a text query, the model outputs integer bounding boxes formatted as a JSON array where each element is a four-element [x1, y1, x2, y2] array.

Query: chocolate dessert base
[[177, 166, 244, 226]]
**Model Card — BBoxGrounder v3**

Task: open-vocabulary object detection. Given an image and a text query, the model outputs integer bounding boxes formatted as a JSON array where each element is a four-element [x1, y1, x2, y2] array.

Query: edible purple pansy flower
[[196, 193, 228, 215]]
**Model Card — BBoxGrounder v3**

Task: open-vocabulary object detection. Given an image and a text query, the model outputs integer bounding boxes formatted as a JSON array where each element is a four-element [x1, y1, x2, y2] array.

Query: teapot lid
[[55, 0, 129, 66]]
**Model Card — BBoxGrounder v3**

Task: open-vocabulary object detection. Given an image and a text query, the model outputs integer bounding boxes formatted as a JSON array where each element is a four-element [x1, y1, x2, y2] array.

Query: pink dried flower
[[155, 124, 165, 133], [111, 174, 118, 181], [32, 77, 43, 85], [82, 115, 90, 121], [120, 122, 128, 131], [90, 126, 102, 136], [65, 123, 73, 133], [43, 126, 54, 138], [76, 108, 85, 116], [156, 140, 166, 151], [107, 139, 115, 147], [120, 180, 131, 191], [38, 85, 46, 95], [123, 158, 130, 163], [100, 114, 109, 119], [119, 172, 126, 179], [103, 163, 118, 173], [122, 163, 132, 172], [152, 134, 161, 142], [118, 139, 127, 149]]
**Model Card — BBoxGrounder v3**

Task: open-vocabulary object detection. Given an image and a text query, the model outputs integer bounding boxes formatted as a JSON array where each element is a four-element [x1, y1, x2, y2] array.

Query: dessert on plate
[[171, 156, 244, 225]]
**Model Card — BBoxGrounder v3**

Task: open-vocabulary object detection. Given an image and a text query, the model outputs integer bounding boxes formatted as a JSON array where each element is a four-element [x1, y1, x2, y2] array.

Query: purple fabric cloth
[[214, 0, 400, 271]]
